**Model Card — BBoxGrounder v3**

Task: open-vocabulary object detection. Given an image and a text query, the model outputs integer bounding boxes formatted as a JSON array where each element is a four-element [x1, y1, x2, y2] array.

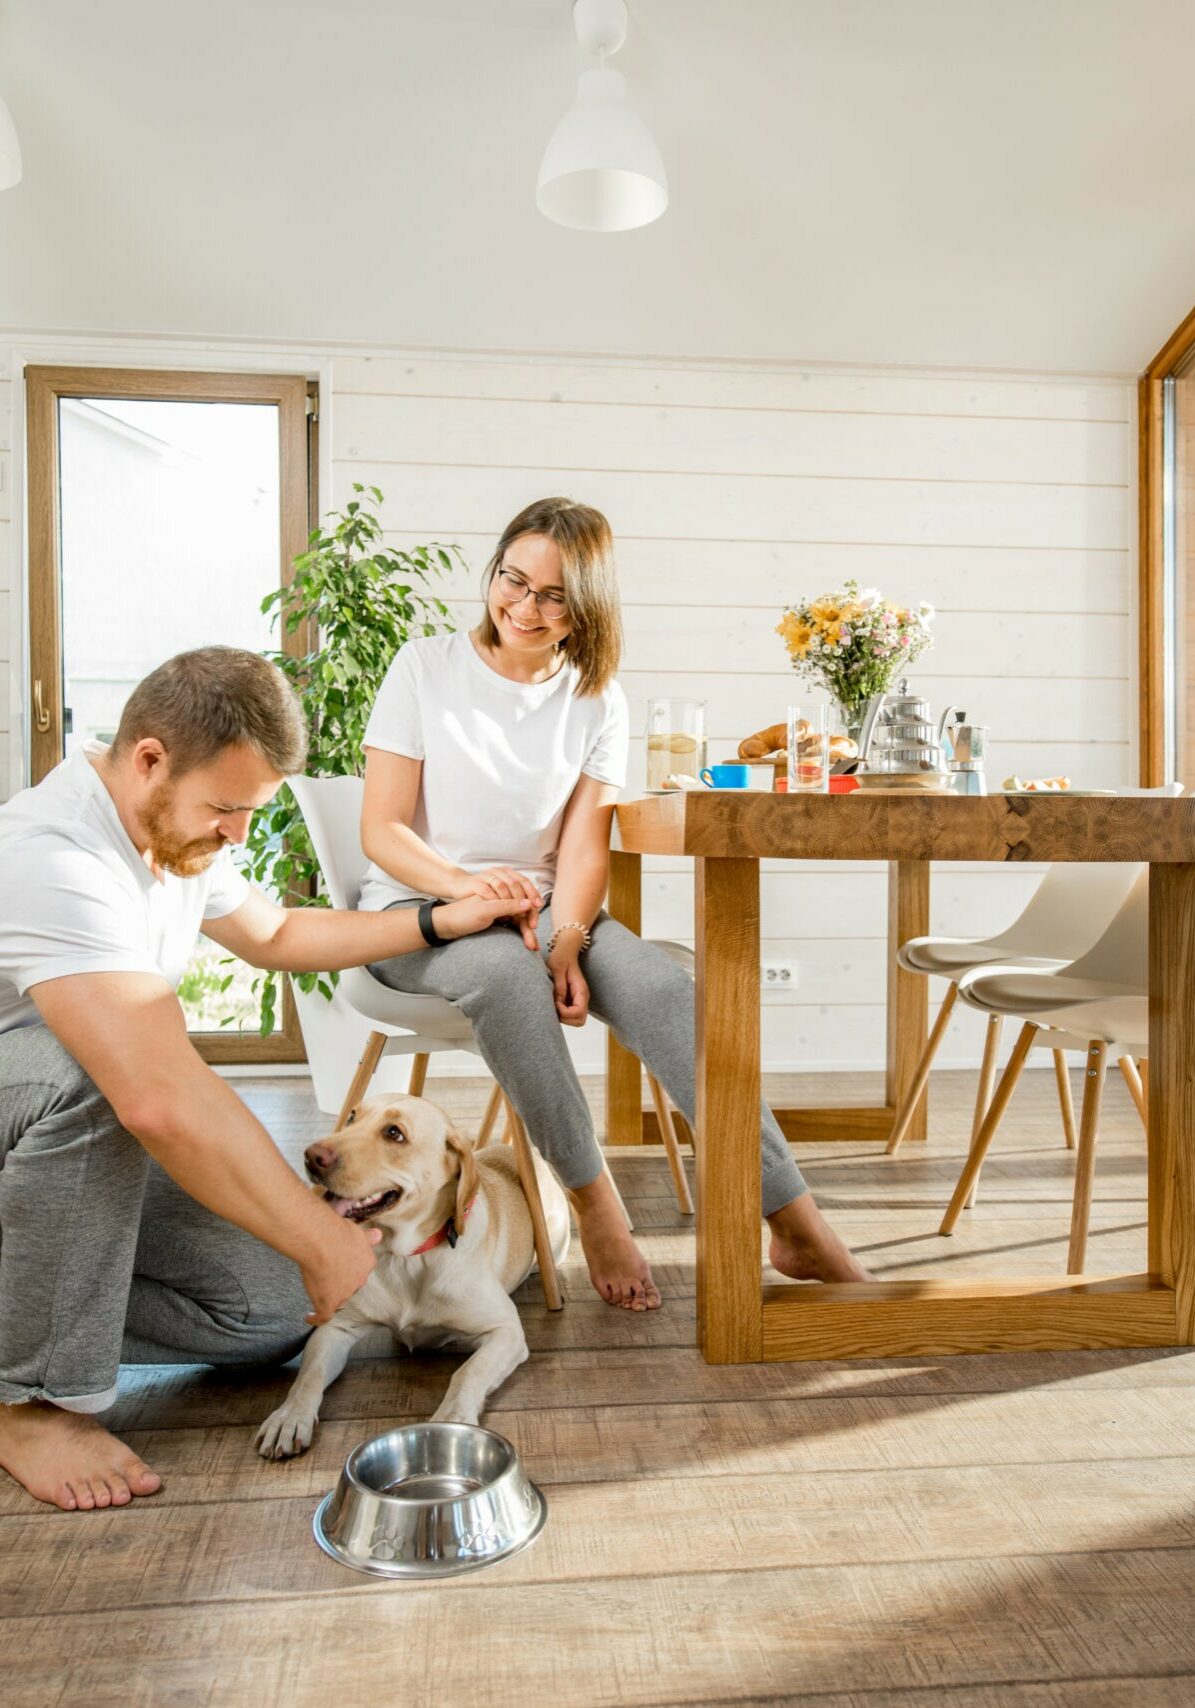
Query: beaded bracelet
[[546, 921, 593, 955]]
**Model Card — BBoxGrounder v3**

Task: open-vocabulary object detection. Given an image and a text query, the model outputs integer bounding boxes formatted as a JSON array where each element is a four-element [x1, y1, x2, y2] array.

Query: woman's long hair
[[477, 496, 622, 696]]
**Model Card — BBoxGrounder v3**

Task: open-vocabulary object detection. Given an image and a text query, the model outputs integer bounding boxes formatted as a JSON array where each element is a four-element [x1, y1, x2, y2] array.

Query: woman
[[359, 497, 868, 1310]]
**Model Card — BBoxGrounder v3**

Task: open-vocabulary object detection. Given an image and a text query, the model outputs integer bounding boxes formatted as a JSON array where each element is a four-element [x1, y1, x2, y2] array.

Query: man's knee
[[0, 1023, 111, 1112], [224, 1315, 311, 1368]]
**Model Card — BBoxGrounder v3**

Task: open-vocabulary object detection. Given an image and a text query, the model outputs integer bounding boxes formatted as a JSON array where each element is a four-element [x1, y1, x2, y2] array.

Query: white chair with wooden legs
[[885, 862, 1146, 1160], [939, 868, 1149, 1272], [887, 787, 1180, 1161], [289, 774, 565, 1311]]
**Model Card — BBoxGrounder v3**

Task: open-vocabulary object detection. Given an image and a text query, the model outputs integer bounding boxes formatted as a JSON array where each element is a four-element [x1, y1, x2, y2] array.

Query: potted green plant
[[241, 483, 465, 1090]]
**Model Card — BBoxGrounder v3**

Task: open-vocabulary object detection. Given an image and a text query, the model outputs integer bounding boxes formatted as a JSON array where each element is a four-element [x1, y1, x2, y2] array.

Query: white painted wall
[[1, 336, 1136, 1074]]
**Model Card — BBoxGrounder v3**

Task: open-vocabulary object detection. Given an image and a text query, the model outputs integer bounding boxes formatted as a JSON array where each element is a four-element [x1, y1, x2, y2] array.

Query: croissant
[[738, 721, 791, 760]]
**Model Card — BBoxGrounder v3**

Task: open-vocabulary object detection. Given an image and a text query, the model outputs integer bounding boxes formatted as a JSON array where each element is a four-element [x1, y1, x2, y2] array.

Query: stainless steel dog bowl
[[313, 1423, 547, 1579]]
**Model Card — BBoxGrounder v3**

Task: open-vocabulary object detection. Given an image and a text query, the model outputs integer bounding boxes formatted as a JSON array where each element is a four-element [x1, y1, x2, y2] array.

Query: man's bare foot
[[569, 1173, 662, 1311], [0, 1401, 162, 1512], [767, 1193, 872, 1284]]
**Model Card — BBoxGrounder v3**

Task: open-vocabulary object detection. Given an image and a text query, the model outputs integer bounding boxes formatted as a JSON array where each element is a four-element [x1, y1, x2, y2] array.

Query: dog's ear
[[445, 1125, 480, 1235]]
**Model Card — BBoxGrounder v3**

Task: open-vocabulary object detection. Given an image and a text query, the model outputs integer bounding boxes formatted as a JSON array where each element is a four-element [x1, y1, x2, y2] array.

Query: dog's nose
[[305, 1141, 337, 1176]]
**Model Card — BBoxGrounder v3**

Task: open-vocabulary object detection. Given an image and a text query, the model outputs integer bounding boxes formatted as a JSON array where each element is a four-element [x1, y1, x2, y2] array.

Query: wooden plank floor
[[3, 1066, 1194, 1708]]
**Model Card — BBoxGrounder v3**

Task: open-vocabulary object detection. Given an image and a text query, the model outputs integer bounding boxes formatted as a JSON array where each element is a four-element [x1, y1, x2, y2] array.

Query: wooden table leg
[[696, 856, 763, 1364], [1148, 863, 1195, 1338], [605, 849, 644, 1145], [886, 860, 931, 1143]]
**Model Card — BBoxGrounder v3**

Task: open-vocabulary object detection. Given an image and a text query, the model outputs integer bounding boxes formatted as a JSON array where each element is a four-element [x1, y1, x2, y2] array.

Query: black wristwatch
[[417, 899, 448, 948]]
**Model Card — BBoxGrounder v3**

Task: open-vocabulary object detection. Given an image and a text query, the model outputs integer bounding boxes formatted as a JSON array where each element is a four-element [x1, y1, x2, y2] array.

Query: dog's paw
[[255, 1405, 318, 1460], [429, 1402, 482, 1427]]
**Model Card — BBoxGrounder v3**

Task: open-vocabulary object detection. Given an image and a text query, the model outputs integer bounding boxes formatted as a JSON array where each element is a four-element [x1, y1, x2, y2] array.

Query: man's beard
[[142, 784, 224, 877]]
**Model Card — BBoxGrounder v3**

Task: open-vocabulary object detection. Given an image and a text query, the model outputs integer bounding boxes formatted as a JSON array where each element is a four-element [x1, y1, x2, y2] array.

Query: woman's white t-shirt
[[358, 631, 629, 909]]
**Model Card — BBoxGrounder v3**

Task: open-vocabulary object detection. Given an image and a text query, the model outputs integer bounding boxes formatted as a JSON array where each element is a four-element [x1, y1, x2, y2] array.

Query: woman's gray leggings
[[368, 902, 807, 1217]]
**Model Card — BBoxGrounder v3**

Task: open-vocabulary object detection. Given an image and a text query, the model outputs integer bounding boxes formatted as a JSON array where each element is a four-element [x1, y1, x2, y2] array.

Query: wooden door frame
[[1139, 305, 1195, 785], [25, 364, 314, 1064]]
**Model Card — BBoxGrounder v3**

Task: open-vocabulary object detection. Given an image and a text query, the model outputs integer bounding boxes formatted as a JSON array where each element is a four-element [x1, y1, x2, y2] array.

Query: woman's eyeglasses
[[497, 567, 568, 619]]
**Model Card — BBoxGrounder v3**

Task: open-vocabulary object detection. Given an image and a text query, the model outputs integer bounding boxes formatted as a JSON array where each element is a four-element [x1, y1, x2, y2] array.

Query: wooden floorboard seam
[[6, 1541, 1195, 1624], [6, 1447, 1195, 1528], [644, 1676, 1195, 1708]]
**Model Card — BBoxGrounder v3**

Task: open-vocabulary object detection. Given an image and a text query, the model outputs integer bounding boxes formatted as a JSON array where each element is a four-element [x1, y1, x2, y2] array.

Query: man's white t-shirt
[[358, 631, 629, 909], [0, 743, 250, 1034]]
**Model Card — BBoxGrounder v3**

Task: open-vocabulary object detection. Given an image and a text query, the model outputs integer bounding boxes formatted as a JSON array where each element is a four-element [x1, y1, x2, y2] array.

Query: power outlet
[[762, 958, 798, 990]]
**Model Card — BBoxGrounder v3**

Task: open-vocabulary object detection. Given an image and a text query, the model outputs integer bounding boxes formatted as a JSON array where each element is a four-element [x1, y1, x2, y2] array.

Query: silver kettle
[[857, 680, 953, 776]]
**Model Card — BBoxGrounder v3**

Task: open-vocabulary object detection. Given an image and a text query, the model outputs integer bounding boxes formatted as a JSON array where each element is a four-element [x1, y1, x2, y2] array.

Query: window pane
[[58, 397, 282, 1034]]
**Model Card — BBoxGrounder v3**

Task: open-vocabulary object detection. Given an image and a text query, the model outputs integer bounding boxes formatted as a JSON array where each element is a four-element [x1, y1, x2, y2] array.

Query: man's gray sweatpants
[[369, 902, 807, 1217], [0, 1025, 310, 1413]]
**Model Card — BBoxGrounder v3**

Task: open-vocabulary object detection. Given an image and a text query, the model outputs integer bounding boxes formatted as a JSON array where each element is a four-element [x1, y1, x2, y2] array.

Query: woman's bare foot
[[0, 1400, 162, 1512], [767, 1193, 872, 1284], [569, 1172, 662, 1311]]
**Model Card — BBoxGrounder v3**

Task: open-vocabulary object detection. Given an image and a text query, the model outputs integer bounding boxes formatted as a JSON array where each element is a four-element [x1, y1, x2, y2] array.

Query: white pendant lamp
[[0, 95, 20, 190], [537, 0, 667, 233]]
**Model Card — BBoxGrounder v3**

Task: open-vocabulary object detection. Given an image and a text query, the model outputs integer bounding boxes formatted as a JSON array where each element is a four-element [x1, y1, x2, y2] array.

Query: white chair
[[289, 774, 565, 1311], [884, 787, 1184, 1160], [940, 868, 1150, 1272]]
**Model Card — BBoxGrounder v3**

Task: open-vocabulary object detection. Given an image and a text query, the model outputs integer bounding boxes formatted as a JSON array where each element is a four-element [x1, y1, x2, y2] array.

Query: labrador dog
[[256, 1092, 570, 1459]]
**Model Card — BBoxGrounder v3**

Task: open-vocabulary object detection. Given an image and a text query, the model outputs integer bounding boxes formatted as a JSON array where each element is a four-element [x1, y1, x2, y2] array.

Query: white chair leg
[[1117, 1055, 1147, 1130], [477, 1081, 503, 1145], [336, 1031, 387, 1129], [886, 982, 958, 1155], [1053, 1050, 1078, 1151], [940, 1022, 1038, 1235], [965, 1014, 1004, 1208], [501, 1096, 563, 1312], [647, 1072, 694, 1215], [1068, 1041, 1108, 1274]]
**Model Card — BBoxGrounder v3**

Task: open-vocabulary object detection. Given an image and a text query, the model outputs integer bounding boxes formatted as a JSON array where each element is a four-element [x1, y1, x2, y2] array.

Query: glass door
[[26, 367, 313, 1062]]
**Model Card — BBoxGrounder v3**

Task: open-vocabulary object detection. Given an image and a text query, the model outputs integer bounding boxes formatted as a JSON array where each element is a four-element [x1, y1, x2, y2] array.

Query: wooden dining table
[[608, 789, 1195, 1365]]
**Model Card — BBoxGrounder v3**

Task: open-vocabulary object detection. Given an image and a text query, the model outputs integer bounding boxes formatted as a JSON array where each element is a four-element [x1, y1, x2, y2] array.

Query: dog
[[255, 1092, 570, 1459]]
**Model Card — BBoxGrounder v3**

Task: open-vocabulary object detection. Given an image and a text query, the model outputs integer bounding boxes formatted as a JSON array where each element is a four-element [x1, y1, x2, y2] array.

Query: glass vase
[[831, 700, 867, 749]]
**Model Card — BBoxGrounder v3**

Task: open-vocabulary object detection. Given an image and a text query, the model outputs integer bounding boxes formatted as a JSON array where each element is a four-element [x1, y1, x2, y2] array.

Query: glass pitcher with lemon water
[[645, 698, 707, 792]]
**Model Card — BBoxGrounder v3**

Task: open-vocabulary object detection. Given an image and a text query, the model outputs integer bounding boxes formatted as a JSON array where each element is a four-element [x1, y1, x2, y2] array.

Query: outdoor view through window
[[59, 396, 283, 1033]]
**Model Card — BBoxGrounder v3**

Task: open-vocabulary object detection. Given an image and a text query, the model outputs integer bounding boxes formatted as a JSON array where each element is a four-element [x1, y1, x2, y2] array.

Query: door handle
[[33, 679, 51, 734]]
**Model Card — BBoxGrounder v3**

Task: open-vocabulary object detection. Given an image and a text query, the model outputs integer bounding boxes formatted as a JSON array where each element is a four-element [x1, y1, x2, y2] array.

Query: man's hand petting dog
[[300, 1211, 383, 1325]]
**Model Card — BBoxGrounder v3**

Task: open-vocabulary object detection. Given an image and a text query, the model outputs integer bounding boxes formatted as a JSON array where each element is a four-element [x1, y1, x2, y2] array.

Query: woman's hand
[[432, 894, 537, 943], [547, 944, 590, 1025], [459, 866, 543, 907], [454, 868, 542, 949]]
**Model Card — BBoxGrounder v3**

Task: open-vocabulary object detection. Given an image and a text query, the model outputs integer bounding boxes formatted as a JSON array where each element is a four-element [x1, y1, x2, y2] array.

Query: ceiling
[[1, 0, 1192, 374]]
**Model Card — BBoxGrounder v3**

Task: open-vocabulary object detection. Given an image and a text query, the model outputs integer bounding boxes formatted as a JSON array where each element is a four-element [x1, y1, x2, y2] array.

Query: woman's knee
[[455, 936, 556, 1015], [586, 925, 694, 1011]]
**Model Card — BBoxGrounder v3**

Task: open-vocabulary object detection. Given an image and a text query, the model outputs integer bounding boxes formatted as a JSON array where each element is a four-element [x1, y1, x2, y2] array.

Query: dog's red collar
[[407, 1197, 477, 1257]]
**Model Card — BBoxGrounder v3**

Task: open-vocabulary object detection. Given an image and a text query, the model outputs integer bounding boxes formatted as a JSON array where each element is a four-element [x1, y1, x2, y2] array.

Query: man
[[0, 646, 531, 1512]]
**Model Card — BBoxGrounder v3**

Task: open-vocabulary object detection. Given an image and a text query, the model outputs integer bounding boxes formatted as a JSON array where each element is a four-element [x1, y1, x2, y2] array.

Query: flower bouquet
[[775, 579, 934, 739]]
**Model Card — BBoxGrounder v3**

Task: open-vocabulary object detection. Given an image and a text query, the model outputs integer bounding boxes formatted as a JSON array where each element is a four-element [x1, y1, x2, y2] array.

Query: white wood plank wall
[[331, 353, 1135, 1072], [0, 342, 1135, 1074]]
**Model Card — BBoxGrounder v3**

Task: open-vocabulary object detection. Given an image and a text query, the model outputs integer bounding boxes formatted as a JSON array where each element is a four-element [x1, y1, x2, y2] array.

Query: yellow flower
[[810, 596, 846, 625], [776, 614, 815, 657], [822, 620, 847, 647]]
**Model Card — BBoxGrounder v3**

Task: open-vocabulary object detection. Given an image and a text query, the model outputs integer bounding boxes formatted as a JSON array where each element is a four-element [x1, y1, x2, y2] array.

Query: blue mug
[[700, 764, 751, 790]]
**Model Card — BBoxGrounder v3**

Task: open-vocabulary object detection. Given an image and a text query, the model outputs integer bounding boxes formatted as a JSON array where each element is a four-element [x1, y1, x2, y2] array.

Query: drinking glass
[[787, 705, 829, 793], [645, 698, 707, 792]]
